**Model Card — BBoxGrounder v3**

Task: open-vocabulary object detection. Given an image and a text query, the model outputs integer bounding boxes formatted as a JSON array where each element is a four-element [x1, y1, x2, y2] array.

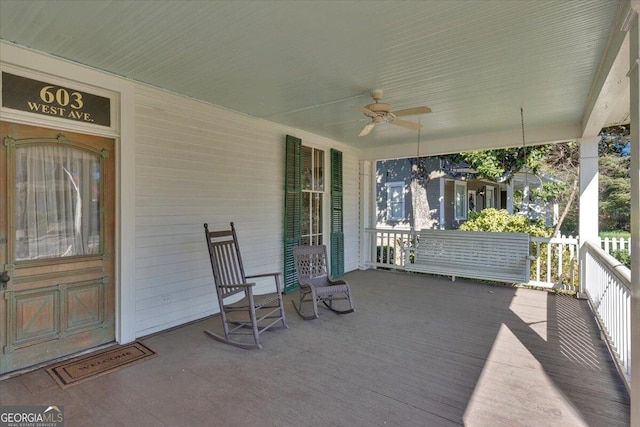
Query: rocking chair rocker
[[203, 222, 287, 349], [292, 245, 355, 320]]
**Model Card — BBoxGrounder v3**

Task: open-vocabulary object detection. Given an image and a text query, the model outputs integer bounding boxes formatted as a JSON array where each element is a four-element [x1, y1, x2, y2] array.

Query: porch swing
[[404, 112, 534, 284]]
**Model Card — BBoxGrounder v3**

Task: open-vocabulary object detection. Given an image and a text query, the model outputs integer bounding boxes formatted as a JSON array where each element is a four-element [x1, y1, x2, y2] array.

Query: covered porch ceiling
[[0, 1, 633, 158]]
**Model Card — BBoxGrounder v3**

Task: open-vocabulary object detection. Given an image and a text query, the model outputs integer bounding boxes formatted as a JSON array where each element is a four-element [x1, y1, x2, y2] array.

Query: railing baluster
[[535, 241, 541, 282]]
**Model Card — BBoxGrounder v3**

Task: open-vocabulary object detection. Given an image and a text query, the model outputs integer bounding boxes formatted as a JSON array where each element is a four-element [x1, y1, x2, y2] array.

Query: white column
[[506, 181, 514, 214], [359, 160, 372, 270], [439, 177, 445, 229], [578, 136, 600, 297], [628, 5, 640, 425]]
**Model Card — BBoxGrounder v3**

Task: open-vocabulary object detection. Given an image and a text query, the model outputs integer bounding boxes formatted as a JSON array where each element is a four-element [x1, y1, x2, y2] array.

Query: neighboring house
[[376, 157, 441, 228], [376, 157, 558, 230]]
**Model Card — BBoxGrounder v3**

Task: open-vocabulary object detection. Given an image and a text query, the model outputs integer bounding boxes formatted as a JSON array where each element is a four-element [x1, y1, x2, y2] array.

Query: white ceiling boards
[[0, 1, 629, 154]]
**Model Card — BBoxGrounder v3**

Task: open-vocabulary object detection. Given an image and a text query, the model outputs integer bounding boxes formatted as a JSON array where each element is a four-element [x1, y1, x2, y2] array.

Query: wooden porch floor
[[0, 270, 630, 426]]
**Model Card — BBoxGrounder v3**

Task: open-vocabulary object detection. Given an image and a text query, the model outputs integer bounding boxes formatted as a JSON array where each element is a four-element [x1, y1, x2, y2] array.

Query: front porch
[[1, 270, 629, 426]]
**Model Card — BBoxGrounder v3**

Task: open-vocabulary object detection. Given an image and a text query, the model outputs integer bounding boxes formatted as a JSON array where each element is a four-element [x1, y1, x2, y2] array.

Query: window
[[454, 181, 467, 220], [302, 146, 324, 246], [485, 185, 495, 208], [468, 190, 477, 213], [15, 145, 102, 260], [386, 181, 405, 221]]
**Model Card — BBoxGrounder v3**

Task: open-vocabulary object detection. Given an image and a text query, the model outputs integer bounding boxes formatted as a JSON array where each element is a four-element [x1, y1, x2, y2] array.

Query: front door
[[0, 122, 115, 374]]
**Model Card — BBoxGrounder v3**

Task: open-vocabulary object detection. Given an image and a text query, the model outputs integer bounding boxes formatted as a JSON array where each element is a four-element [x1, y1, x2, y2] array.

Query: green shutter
[[330, 149, 344, 277], [283, 135, 302, 293]]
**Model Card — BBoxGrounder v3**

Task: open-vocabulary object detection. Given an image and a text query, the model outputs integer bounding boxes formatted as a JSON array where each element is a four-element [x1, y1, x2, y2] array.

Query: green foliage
[[599, 154, 631, 232], [610, 250, 631, 269], [446, 146, 549, 181], [459, 208, 551, 237], [530, 182, 566, 203], [600, 231, 630, 239]]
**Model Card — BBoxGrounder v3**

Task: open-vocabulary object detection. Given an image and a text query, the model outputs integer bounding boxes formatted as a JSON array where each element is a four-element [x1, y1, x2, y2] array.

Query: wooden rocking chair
[[203, 222, 287, 349], [292, 245, 355, 320]]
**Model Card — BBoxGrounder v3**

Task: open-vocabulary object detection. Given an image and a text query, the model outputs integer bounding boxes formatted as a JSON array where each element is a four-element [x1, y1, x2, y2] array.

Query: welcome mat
[[46, 342, 157, 388]]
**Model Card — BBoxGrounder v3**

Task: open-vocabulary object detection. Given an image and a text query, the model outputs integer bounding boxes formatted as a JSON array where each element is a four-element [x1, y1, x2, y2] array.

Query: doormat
[[46, 342, 157, 388]]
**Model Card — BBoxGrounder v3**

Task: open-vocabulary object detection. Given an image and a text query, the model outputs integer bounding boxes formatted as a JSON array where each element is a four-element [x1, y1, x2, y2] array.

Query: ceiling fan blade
[[322, 117, 367, 127], [352, 106, 379, 118], [390, 118, 423, 131], [359, 122, 377, 137], [392, 106, 432, 117]]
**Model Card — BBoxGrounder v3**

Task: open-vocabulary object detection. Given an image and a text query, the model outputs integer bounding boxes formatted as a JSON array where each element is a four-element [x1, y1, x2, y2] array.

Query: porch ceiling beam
[[581, 0, 632, 137], [361, 121, 581, 161]]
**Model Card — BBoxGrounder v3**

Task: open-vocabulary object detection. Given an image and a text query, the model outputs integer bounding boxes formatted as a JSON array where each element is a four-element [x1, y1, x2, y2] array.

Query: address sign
[[2, 72, 111, 126]]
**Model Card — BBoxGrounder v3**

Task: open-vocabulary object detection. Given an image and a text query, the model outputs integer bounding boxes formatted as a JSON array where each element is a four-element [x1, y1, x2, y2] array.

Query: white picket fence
[[600, 237, 632, 255]]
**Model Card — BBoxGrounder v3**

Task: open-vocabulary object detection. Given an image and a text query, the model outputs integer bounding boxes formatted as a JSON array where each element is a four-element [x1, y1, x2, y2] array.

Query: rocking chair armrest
[[245, 272, 283, 293], [219, 283, 255, 289], [245, 272, 280, 280]]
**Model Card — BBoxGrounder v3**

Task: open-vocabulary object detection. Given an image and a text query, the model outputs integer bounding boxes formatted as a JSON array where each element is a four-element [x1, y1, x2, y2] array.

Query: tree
[[599, 153, 631, 231], [410, 158, 444, 230], [540, 141, 579, 236], [534, 125, 630, 235]]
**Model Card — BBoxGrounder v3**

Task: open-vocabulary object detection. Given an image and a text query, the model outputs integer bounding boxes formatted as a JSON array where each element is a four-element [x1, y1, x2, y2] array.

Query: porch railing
[[583, 239, 631, 390], [530, 235, 578, 291], [366, 228, 414, 270], [365, 228, 578, 289]]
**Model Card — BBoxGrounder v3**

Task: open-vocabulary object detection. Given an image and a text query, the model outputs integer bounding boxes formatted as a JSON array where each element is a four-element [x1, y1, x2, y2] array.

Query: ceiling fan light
[[370, 89, 383, 100]]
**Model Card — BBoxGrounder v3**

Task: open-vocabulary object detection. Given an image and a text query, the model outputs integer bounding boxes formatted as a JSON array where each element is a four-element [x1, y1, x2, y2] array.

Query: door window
[[14, 145, 101, 261]]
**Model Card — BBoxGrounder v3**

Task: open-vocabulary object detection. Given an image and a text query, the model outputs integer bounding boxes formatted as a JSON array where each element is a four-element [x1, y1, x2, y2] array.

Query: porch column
[[578, 136, 600, 297], [359, 160, 372, 269], [628, 5, 640, 425], [439, 177, 445, 229]]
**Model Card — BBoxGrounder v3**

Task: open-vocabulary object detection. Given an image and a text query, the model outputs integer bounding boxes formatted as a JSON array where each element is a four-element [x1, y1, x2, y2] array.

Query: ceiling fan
[[350, 89, 432, 136]]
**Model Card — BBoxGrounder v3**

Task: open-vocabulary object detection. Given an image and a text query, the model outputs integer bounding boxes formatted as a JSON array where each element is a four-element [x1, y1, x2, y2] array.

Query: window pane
[[14, 145, 101, 261], [486, 187, 495, 208], [455, 183, 466, 220], [302, 192, 311, 236], [387, 182, 404, 220], [312, 193, 322, 235], [314, 149, 324, 191], [302, 146, 312, 190]]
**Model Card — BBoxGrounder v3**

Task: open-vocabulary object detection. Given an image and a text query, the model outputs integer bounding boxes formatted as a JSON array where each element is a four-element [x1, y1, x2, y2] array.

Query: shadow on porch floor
[[0, 269, 630, 426]]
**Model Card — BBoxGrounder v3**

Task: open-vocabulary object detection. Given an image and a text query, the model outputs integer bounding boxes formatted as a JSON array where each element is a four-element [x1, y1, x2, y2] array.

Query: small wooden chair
[[292, 245, 355, 320], [203, 222, 287, 349]]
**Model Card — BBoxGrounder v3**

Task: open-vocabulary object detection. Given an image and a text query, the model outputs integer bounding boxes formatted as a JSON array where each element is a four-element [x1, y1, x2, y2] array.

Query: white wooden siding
[[134, 85, 361, 337]]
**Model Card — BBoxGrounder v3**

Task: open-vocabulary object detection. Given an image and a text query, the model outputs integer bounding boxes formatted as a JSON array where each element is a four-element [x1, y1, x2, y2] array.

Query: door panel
[[0, 122, 115, 374]]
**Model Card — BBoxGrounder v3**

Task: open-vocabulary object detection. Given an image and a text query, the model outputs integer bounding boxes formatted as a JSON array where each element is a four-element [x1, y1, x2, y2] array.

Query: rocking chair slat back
[[205, 227, 246, 298]]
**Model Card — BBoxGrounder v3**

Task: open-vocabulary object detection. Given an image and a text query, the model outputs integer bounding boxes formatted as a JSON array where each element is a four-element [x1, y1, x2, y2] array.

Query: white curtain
[[14, 145, 100, 261]]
